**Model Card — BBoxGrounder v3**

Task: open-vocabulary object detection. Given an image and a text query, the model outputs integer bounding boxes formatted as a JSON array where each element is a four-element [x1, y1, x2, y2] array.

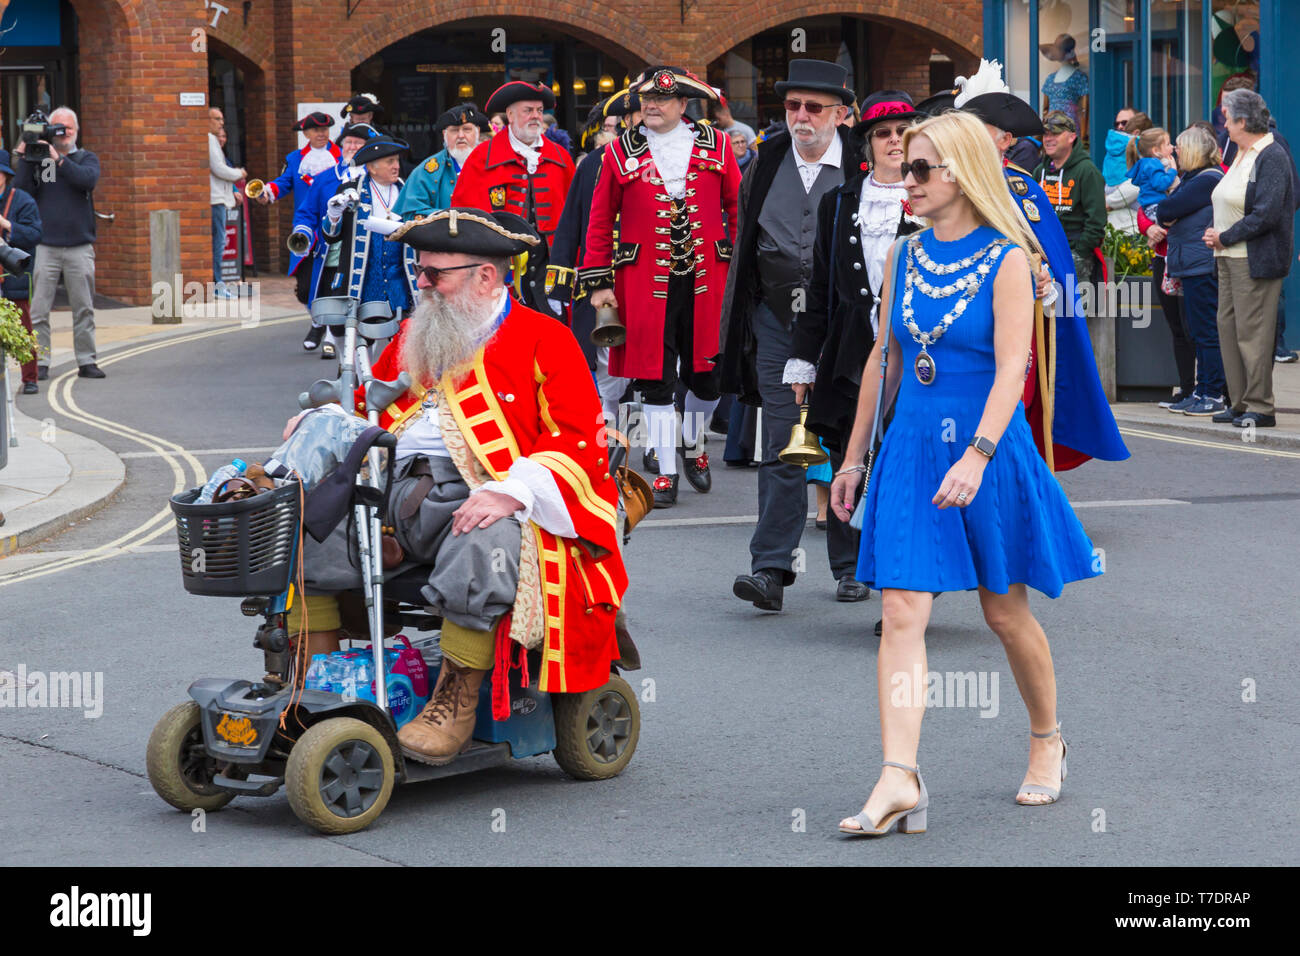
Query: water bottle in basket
[[196, 459, 249, 504]]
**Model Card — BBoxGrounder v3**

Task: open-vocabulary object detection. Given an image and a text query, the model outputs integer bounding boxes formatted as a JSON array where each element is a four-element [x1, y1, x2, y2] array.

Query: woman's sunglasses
[[899, 158, 949, 183], [416, 262, 487, 284], [871, 123, 911, 140]]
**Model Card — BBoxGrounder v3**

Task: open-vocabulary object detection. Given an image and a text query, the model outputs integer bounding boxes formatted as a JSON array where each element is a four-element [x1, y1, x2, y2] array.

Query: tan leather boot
[[397, 658, 487, 765]]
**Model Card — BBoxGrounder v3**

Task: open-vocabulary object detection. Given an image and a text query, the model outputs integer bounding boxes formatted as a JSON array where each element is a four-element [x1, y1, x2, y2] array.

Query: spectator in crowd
[[12, 106, 104, 380], [1158, 125, 1227, 415], [488, 113, 506, 136], [208, 108, 246, 300], [1139, 202, 1194, 409], [1128, 127, 1179, 220], [1203, 89, 1297, 428], [1103, 106, 1140, 233], [1035, 110, 1107, 285], [0, 148, 43, 394], [1004, 132, 1042, 172], [728, 125, 757, 172]]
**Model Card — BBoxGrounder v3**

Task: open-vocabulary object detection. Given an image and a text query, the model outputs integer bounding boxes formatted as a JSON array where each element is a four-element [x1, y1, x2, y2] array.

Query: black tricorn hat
[[774, 59, 856, 106], [915, 88, 959, 118], [485, 80, 556, 114], [962, 92, 1044, 138], [338, 122, 379, 143], [851, 89, 924, 139], [604, 88, 641, 117], [352, 134, 409, 166], [634, 66, 717, 101], [295, 111, 334, 131], [434, 103, 491, 135], [391, 208, 542, 256], [341, 93, 383, 119]]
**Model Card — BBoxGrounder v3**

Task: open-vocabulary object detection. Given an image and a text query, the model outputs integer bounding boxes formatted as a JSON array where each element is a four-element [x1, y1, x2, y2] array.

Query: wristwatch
[[970, 435, 997, 459]]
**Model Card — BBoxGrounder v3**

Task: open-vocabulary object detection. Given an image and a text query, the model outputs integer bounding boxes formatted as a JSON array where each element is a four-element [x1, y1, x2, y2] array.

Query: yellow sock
[[286, 593, 342, 633], [439, 620, 495, 670]]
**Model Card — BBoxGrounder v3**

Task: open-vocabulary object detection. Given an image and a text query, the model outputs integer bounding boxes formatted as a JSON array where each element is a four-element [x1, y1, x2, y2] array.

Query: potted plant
[[0, 295, 39, 367]]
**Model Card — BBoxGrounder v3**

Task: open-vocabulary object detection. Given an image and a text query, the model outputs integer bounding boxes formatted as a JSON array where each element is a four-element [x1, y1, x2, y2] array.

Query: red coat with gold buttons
[[449, 132, 575, 244], [578, 120, 742, 379]]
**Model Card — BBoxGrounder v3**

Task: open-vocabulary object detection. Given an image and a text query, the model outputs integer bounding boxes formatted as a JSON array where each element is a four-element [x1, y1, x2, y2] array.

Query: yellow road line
[[0, 315, 304, 585], [1118, 426, 1300, 459]]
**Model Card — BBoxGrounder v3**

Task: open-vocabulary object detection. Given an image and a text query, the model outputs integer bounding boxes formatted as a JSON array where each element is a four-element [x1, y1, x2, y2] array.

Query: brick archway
[[692, 1, 982, 70], [339, 5, 668, 74]]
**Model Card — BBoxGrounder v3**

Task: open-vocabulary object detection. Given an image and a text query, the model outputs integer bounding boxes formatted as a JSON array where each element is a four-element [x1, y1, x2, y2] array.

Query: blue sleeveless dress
[[855, 225, 1101, 598]]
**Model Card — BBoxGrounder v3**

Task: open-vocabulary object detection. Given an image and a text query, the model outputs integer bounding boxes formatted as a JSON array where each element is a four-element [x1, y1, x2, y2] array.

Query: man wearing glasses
[[451, 81, 575, 315], [717, 60, 866, 611]]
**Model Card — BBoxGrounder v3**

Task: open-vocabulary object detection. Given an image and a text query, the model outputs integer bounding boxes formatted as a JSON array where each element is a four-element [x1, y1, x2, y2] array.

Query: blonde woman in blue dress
[[830, 111, 1101, 836]]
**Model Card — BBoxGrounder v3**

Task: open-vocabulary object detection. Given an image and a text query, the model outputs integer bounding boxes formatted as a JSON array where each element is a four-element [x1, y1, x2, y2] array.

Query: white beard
[[448, 145, 473, 166], [402, 284, 498, 384]]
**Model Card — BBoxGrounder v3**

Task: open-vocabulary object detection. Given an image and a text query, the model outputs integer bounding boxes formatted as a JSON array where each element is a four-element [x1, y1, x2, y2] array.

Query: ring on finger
[[956, 492, 968, 502]]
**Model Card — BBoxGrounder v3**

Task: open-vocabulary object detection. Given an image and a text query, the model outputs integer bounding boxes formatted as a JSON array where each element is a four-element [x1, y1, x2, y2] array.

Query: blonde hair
[[901, 110, 1044, 262], [1137, 127, 1168, 158], [1175, 125, 1222, 172]]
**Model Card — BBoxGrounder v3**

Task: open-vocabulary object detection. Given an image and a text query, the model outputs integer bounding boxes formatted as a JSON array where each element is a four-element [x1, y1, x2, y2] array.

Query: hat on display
[[633, 66, 717, 101], [774, 59, 856, 106], [352, 134, 410, 166], [391, 208, 541, 256], [341, 93, 383, 119], [851, 89, 924, 139], [1039, 33, 1079, 64], [434, 103, 491, 135], [295, 112, 334, 131], [485, 80, 556, 114]]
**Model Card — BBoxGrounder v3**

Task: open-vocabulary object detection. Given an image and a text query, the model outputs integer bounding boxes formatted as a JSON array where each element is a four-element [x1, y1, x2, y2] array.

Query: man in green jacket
[[1034, 110, 1106, 286]]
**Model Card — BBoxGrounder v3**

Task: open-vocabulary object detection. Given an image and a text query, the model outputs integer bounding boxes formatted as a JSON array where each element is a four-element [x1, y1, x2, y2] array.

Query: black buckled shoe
[[836, 576, 871, 602], [733, 568, 785, 612], [682, 448, 712, 493], [320, 340, 337, 360], [643, 447, 659, 475], [651, 473, 678, 508]]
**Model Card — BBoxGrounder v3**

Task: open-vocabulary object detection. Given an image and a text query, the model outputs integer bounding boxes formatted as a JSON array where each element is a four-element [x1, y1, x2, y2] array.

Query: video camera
[[20, 110, 68, 162], [0, 237, 32, 275]]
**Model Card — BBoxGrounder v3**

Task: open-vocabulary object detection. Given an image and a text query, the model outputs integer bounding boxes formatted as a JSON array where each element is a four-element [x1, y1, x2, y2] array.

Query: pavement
[[2, 277, 1299, 554], [0, 277, 306, 551]]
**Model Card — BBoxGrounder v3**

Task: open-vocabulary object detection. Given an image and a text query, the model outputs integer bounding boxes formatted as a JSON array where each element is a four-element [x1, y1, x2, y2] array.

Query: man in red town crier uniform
[[451, 81, 575, 316], [283, 209, 627, 767], [580, 66, 742, 508]]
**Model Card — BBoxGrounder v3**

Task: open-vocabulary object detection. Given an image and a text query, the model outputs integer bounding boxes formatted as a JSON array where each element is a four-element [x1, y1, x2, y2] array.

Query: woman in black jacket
[[0, 149, 44, 395], [787, 93, 925, 454], [1157, 126, 1226, 415]]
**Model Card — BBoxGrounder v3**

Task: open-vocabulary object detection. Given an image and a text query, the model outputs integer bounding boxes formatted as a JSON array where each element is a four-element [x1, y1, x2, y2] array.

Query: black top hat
[[391, 208, 542, 257], [633, 67, 717, 101], [774, 59, 856, 106], [434, 103, 491, 135], [352, 134, 409, 166], [961, 92, 1044, 138], [341, 93, 383, 119], [338, 123, 379, 143], [485, 81, 556, 114], [295, 112, 334, 131], [1039, 33, 1079, 63], [851, 89, 924, 139]]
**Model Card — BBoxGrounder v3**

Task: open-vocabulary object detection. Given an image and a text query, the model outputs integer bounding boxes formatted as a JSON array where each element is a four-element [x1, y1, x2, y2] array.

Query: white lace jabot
[[643, 122, 695, 199]]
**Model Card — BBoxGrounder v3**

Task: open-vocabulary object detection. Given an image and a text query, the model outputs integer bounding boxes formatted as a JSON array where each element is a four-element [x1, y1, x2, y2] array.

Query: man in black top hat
[[718, 59, 867, 610], [396, 104, 491, 220]]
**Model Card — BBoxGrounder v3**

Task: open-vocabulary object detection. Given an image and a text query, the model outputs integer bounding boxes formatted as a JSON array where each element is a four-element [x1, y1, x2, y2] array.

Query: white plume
[[953, 59, 1009, 108]]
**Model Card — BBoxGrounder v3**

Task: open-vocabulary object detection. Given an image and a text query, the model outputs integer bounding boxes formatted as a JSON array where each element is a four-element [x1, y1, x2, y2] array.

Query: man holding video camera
[[13, 107, 104, 380], [0, 148, 43, 394]]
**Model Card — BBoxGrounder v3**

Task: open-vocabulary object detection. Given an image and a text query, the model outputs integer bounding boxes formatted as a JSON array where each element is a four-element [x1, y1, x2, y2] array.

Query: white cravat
[[792, 134, 843, 193], [299, 145, 336, 178], [508, 127, 542, 174], [643, 121, 695, 199]]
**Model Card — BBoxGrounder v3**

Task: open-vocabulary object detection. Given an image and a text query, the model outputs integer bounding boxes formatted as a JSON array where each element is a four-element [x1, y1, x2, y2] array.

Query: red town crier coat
[[577, 120, 742, 379], [449, 133, 575, 245], [358, 302, 627, 695]]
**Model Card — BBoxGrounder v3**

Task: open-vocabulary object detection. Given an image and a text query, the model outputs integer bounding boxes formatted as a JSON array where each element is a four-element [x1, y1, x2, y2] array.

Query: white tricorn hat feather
[[953, 59, 1010, 108]]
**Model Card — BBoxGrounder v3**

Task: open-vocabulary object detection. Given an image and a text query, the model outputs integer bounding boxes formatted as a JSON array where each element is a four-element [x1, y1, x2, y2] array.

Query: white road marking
[[118, 446, 280, 460]]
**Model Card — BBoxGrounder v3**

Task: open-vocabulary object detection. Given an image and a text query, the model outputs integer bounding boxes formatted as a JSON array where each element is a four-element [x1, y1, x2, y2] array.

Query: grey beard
[[401, 285, 498, 384], [448, 145, 473, 165]]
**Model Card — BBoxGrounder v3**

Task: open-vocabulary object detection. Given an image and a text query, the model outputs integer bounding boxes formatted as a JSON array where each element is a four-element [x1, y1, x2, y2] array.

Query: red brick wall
[[51, 0, 983, 302]]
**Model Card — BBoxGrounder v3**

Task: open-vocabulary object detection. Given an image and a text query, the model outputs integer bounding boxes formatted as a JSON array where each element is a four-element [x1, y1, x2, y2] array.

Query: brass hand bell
[[591, 303, 627, 347], [778, 403, 830, 468]]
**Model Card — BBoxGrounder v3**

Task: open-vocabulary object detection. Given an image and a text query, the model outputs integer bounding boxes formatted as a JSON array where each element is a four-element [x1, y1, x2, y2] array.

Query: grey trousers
[[1216, 257, 1281, 416], [301, 454, 522, 633], [29, 243, 97, 367], [750, 301, 859, 582]]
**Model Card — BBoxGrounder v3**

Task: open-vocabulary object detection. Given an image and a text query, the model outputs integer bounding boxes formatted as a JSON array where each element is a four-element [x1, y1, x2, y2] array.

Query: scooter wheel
[[146, 701, 235, 813], [552, 674, 640, 780], [285, 717, 394, 834]]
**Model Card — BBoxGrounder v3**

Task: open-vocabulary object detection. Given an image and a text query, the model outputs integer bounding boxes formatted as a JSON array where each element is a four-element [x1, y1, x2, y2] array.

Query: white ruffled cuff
[[473, 456, 577, 538], [782, 357, 817, 385]]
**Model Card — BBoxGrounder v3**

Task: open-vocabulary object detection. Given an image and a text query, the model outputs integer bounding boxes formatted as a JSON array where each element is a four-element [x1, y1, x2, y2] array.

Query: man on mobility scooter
[[286, 208, 629, 767]]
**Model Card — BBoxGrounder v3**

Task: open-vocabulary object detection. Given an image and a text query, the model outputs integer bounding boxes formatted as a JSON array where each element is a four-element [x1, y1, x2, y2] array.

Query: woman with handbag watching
[[829, 111, 1102, 836]]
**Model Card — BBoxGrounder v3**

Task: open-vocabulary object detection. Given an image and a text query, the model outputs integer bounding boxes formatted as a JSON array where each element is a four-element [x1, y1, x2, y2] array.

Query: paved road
[[3, 314, 1298, 865]]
